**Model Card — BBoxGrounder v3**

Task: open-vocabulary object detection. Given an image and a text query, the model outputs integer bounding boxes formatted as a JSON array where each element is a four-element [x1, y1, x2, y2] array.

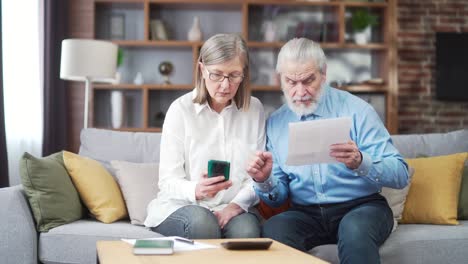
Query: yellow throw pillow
[[62, 151, 128, 223], [401, 152, 467, 225]]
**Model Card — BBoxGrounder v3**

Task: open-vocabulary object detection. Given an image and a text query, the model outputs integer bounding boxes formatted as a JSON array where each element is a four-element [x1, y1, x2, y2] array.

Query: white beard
[[283, 87, 323, 116]]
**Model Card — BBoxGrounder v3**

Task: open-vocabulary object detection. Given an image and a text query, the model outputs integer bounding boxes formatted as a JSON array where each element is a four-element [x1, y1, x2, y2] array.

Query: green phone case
[[207, 160, 230, 181]]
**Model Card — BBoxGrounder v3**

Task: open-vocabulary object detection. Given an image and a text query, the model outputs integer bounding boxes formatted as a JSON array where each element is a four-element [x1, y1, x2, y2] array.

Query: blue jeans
[[151, 205, 261, 239], [262, 193, 393, 264]]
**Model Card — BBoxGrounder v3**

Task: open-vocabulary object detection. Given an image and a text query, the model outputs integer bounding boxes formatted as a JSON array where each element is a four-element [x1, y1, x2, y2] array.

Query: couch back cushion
[[391, 129, 468, 158], [79, 128, 162, 175]]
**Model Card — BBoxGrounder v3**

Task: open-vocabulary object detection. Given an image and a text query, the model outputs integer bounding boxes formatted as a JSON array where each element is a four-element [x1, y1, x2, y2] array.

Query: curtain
[[3, 2, 43, 185], [0, 3, 10, 188], [42, 0, 68, 156]]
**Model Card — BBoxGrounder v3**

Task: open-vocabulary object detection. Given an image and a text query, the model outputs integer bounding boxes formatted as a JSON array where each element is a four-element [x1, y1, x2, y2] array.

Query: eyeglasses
[[204, 67, 244, 84]]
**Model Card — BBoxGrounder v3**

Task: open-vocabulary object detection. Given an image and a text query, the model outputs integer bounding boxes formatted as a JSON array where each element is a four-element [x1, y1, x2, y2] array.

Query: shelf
[[252, 85, 281, 91], [247, 1, 339, 7], [248, 41, 388, 50], [336, 84, 388, 93], [112, 40, 202, 47], [96, 127, 163, 133], [89, 0, 399, 134], [93, 84, 194, 90]]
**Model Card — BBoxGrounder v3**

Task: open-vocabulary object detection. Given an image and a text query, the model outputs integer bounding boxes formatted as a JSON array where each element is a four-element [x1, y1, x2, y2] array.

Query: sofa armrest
[[0, 185, 38, 264]]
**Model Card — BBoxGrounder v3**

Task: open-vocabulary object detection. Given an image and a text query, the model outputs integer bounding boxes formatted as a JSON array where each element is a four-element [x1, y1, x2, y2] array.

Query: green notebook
[[133, 239, 174, 255]]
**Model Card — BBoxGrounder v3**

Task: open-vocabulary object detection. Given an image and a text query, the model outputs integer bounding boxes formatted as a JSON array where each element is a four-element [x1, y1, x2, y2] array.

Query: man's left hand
[[330, 141, 362, 170]]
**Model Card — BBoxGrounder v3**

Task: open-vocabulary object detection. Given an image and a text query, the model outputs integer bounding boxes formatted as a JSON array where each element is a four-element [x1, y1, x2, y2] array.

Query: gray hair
[[193, 33, 251, 110], [276, 38, 327, 74]]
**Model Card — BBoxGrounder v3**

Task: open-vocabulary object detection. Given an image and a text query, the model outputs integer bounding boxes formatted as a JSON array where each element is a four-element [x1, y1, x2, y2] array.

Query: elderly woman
[[144, 33, 265, 239]]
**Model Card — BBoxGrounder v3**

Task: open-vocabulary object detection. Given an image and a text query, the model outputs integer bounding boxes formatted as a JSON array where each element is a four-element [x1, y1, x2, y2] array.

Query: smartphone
[[220, 240, 273, 250], [207, 160, 230, 181]]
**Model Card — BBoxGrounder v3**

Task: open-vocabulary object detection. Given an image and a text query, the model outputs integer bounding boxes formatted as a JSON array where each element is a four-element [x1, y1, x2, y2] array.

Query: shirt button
[[375, 178, 380, 182]]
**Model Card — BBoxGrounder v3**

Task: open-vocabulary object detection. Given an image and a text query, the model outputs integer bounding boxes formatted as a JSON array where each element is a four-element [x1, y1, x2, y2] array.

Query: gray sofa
[[0, 128, 467, 264]]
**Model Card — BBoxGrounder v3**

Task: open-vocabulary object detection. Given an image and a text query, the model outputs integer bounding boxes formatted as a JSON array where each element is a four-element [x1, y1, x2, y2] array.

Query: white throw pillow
[[380, 167, 414, 231], [110, 161, 159, 225]]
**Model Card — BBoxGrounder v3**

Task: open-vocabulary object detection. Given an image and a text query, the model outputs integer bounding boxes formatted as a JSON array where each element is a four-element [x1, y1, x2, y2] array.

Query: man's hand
[[330, 141, 362, 170], [246, 151, 273, 182], [213, 203, 244, 229], [195, 172, 232, 200]]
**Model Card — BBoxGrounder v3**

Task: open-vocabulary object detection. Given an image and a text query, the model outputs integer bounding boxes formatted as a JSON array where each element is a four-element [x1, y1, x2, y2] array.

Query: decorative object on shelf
[[110, 48, 126, 129], [110, 90, 125, 129], [109, 13, 125, 40], [188, 16, 202, 41], [60, 39, 118, 129], [113, 48, 124, 84], [262, 21, 277, 42], [150, 19, 168, 40], [133, 72, 144, 85], [351, 8, 378, 44], [158, 61, 174, 84], [153, 112, 166, 127]]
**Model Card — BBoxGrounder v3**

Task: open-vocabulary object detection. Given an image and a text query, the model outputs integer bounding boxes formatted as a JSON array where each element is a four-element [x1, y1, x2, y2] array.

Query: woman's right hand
[[195, 172, 232, 200]]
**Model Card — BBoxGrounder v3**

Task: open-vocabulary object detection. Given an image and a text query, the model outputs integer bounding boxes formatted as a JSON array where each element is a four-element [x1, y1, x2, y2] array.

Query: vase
[[110, 90, 125, 129], [188, 16, 202, 41], [353, 26, 371, 45], [133, 72, 144, 85], [263, 21, 276, 42]]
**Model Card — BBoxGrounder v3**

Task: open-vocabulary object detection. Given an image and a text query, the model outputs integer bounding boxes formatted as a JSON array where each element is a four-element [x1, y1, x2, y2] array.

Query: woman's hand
[[195, 171, 232, 200], [213, 203, 244, 229]]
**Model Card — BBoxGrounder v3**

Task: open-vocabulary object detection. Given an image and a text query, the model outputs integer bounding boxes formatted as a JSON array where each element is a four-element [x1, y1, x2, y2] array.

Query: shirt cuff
[[253, 176, 276, 193], [353, 151, 372, 176], [183, 181, 198, 203]]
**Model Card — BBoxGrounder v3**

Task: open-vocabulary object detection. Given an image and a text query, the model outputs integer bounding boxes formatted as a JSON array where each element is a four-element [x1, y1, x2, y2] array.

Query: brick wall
[[398, 0, 468, 134]]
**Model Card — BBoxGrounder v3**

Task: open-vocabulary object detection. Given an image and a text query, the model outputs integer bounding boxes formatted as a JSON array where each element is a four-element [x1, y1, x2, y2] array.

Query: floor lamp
[[60, 39, 118, 129]]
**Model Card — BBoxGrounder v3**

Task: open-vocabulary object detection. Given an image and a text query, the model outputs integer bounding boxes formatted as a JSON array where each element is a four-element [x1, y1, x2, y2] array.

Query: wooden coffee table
[[97, 238, 329, 264]]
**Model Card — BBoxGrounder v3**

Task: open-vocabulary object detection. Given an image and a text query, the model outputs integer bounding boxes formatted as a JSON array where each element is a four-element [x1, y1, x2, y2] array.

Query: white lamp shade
[[60, 39, 118, 83]]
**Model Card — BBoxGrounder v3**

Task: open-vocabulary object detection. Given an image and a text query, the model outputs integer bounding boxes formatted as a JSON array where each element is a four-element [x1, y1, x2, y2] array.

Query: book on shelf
[[133, 239, 174, 255]]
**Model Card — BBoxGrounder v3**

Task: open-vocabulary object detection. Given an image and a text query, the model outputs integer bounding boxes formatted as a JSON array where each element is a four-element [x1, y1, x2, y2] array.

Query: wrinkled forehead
[[281, 60, 319, 80]]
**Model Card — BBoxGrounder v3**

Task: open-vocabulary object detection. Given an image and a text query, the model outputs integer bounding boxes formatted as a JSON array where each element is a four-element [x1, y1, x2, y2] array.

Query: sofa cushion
[[458, 164, 468, 219], [380, 167, 414, 231], [79, 128, 162, 176], [39, 219, 161, 264], [19, 152, 83, 232], [310, 220, 468, 264], [401, 153, 467, 225], [391, 129, 468, 158], [63, 151, 128, 223], [391, 130, 468, 221], [111, 161, 159, 225]]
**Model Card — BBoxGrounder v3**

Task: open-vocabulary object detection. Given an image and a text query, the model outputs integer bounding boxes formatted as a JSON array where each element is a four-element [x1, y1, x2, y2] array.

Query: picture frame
[[109, 13, 125, 40]]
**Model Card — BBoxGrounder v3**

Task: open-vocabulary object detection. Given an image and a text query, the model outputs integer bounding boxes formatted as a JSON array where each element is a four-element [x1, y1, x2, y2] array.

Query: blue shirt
[[254, 85, 409, 207]]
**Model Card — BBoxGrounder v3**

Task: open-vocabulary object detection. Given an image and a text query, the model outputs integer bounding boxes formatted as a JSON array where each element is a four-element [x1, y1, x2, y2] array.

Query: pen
[[174, 237, 195, 245]]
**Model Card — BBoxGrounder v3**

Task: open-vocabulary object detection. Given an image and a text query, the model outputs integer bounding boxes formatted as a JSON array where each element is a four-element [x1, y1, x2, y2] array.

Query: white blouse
[[144, 90, 266, 227]]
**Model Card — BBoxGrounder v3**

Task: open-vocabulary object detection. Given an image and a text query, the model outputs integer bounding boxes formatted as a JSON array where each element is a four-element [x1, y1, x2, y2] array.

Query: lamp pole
[[84, 77, 91, 129]]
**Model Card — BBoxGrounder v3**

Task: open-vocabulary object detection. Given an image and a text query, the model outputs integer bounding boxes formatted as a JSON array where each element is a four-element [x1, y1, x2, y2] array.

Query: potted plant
[[351, 9, 378, 44]]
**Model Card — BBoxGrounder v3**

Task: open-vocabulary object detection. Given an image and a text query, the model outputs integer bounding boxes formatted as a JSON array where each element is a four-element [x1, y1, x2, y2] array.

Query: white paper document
[[122, 236, 219, 252], [286, 117, 352, 166]]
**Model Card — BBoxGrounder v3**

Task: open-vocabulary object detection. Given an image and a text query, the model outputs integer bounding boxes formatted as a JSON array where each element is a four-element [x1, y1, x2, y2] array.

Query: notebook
[[133, 239, 174, 255]]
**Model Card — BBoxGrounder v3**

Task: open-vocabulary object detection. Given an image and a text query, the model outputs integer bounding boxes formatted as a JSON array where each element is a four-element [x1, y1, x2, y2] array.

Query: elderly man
[[247, 38, 409, 264]]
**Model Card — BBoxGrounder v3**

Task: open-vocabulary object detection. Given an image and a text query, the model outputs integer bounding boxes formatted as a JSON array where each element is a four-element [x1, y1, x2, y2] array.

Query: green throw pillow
[[457, 163, 468, 219], [20, 152, 84, 232]]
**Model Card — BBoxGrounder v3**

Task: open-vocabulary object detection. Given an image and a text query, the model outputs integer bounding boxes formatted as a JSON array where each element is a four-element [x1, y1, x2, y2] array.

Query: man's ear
[[320, 64, 327, 85], [273, 73, 280, 86]]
